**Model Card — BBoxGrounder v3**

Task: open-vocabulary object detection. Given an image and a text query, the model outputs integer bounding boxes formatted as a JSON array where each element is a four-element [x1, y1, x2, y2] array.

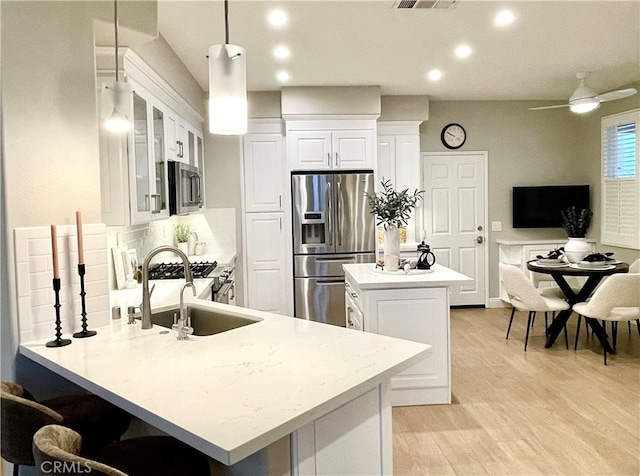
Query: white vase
[[564, 237, 591, 263], [177, 242, 189, 255], [384, 224, 401, 271]]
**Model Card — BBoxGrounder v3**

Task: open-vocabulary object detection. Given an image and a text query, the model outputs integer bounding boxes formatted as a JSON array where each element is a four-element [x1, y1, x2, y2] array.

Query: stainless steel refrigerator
[[292, 171, 376, 326]]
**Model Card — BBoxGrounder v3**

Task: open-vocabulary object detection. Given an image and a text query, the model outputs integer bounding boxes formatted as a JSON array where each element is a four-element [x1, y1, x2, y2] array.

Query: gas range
[[147, 261, 218, 280]]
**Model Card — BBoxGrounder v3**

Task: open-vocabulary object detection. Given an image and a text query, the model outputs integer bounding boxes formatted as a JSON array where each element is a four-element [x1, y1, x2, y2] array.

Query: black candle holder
[[73, 263, 97, 338], [46, 278, 71, 347]]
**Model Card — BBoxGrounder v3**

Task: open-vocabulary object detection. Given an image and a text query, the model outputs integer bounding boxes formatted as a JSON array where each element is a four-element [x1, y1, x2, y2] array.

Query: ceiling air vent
[[395, 0, 458, 9]]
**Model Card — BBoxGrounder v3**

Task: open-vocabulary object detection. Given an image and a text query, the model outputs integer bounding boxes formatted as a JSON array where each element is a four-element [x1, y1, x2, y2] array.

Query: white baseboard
[[487, 297, 507, 308]]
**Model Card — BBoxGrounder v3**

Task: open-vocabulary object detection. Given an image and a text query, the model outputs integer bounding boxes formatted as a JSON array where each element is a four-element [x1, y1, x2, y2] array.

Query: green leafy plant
[[366, 179, 424, 228], [561, 206, 592, 238], [174, 224, 191, 243]]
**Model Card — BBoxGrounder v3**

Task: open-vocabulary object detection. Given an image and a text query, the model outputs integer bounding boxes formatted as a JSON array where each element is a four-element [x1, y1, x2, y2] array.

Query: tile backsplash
[[14, 224, 109, 343], [106, 208, 236, 289]]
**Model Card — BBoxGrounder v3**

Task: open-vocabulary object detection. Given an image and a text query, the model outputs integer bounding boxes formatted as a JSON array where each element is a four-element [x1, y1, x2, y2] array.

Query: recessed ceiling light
[[277, 71, 290, 82], [268, 10, 288, 27], [494, 9, 515, 27], [427, 69, 443, 81], [455, 44, 472, 59], [273, 45, 290, 60]]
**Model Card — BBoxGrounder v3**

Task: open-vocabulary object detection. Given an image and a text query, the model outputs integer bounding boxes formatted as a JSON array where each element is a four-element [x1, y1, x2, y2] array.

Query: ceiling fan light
[[208, 43, 247, 135], [569, 97, 599, 114]]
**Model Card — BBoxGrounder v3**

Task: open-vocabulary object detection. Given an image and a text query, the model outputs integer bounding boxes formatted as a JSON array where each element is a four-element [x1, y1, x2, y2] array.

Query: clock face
[[441, 123, 466, 149]]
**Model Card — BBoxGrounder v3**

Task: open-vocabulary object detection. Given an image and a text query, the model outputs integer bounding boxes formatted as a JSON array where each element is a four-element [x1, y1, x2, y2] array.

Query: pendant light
[[208, 0, 247, 135], [102, 0, 133, 134]]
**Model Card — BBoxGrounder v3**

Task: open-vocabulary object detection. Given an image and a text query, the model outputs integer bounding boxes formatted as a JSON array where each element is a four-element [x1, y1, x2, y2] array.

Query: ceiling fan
[[528, 72, 638, 114]]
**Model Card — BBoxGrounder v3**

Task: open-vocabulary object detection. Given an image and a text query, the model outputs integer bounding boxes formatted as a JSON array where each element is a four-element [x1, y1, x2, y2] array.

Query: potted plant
[[174, 224, 191, 254], [560, 206, 593, 262], [367, 179, 423, 270]]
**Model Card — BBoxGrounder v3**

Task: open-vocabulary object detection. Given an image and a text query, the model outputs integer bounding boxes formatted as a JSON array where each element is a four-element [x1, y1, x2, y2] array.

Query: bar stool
[[33, 424, 211, 476], [1, 381, 130, 476]]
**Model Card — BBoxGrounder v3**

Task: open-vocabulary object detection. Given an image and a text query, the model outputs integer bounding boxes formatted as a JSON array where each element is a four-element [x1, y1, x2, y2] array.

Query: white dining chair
[[572, 273, 640, 365], [499, 263, 570, 351]]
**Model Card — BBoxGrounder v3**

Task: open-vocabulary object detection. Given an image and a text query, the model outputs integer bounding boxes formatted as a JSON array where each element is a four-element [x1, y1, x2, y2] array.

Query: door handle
[[327, 152, 331, 167], [327, 181, 333, 246], [337, 180, 342, 246], [476, 236, 484, 244]]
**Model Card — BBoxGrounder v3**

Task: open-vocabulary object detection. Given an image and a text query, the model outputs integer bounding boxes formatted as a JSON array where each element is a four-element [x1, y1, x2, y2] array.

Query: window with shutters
[[601, 109, 640, 249]]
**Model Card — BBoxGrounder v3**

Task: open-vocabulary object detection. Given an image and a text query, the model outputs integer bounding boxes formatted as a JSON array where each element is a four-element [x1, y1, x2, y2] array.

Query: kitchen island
[[19, 299, 430, 475], [343, 263, 472, 405]]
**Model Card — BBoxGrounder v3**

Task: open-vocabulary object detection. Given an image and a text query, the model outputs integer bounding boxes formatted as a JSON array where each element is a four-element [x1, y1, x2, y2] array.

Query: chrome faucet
[[141, 246, 193, 330], [174, 282, 196, 340]]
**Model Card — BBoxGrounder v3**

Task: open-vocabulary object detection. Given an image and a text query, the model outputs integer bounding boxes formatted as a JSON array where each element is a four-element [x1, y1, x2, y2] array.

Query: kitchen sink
[[151, 305, 260, 336]]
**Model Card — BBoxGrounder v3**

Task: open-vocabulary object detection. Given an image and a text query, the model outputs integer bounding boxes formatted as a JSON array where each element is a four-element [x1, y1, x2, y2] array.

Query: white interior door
[[422, 152, 487, 306]]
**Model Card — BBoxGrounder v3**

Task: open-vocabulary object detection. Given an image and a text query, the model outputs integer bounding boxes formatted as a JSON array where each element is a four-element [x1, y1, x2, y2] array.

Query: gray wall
[[422, 87, 640, 299]]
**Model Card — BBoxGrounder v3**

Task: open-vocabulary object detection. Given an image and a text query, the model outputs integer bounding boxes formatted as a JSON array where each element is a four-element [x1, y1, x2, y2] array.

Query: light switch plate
[[491, 221, 502, 232]]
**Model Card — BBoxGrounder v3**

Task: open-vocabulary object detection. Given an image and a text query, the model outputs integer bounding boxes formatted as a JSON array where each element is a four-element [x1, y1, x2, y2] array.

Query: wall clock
[[441, 123, 466, 149]]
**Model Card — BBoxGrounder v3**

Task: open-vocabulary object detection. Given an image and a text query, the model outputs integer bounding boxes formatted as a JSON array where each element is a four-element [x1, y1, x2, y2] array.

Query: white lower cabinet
[[345, 275, 451, 406], [292, 382, 392, 476], [245, 212, 291, 314]]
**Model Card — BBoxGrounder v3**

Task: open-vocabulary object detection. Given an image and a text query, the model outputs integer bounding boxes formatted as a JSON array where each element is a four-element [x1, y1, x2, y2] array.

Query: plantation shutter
[[601, 109, 640, 249]]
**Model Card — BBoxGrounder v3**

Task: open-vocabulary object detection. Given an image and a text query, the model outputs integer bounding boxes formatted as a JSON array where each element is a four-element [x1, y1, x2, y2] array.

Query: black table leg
[[544, 274, 610, 349], [545, 308, 572, 348]]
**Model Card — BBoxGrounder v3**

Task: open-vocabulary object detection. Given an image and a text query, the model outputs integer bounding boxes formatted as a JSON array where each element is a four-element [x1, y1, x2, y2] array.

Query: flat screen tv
[[512, 185, 590, 228]]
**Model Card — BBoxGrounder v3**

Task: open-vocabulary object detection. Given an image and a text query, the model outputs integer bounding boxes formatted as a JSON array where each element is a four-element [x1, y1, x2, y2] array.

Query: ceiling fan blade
[[528, 104, 571, 111], [598, 88, 638, 103]]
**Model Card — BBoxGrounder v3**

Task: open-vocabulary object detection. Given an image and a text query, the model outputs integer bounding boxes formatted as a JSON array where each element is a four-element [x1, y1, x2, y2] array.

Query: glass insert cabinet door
[[133, 92, 150, 213], [132, 91, 166, 218], [153, 105, 167, 214]]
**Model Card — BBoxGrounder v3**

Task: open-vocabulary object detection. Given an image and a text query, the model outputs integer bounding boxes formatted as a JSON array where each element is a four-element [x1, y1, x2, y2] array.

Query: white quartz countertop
[[19, 301, 430, 465], [343, 263, 473, 289]]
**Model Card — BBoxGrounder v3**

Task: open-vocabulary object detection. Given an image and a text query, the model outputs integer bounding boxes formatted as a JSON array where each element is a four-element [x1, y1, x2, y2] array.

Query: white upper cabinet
[[243, 134, 285, 212], [286, 120, 376, 171], [377, 122, 422, 242], [99, 78, 170, 225], [97, 49, 205, 226]]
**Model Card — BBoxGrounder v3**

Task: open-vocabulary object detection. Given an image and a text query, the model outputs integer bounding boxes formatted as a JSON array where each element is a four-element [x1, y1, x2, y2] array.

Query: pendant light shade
[[102, 80, 133, 133], [208, 0, 247, 135], [208, 44, 247, 135], [102, 0, 132, 134]]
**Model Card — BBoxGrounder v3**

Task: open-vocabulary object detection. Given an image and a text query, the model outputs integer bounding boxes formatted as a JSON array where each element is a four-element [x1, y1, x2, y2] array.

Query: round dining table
[[526, 260, 629, 350]]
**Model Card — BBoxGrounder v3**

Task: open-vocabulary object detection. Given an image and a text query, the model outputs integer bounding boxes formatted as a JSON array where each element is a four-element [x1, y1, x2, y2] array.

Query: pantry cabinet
[[244, 212, 290, 314], [242, 125, 293, 315], [243, 134, 285, 213], [286, 120, 376, 171]]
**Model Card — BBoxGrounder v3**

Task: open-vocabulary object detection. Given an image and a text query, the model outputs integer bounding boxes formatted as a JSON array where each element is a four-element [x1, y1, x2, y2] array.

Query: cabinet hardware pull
[[335, 152, 339, 167], [279, 217, 282, 230], [327, 152, 331, 167], [151, 194, 161, 214], [279, 195, 282, 208]]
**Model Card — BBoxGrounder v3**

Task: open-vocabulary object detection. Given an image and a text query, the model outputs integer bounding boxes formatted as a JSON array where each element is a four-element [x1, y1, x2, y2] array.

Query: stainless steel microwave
[[168, 161, 202, 215]]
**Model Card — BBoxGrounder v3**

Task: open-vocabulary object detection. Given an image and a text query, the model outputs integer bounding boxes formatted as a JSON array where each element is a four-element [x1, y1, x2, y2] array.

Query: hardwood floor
[[393, 307, 640, 475]]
